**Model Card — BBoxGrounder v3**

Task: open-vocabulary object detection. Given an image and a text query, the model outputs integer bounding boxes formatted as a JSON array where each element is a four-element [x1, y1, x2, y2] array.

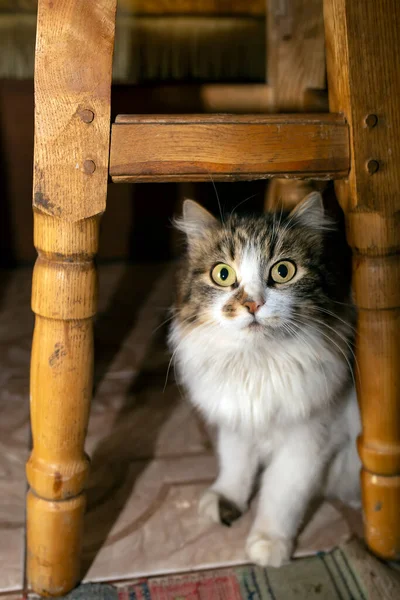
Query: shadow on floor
[[81, 263, 178, 576]]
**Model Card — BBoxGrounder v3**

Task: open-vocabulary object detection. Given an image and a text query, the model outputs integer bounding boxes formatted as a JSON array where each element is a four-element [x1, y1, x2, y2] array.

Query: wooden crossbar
[[109, 114, 349, 183]]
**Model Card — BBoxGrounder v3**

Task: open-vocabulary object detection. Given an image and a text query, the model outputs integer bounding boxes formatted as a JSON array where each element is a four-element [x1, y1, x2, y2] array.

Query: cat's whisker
[[299, 312, 360, 378], [155, 305, 178, 312], [205, 169, 225, 229], [312, 306, 359, 335], [152, 308, 210, 336], [163, 349, 179, 393], [152, 312, 176, 335], [290, 313, 358, 391], [157, 307, 212, 337], [163, 334, 187, 393], [291, 310, 356, 354], [172, 359, 186, 402], [293, 322, 357, 393], [272, 201, 285, 243], [163, 320, 212, 392], [229, 193, 259, 219], [330, 298, 355, 308], [283, 321, 330, 402]]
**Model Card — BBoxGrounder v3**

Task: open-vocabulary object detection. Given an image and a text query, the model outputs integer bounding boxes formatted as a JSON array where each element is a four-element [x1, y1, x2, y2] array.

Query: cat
[[168, 192, 360, 568]]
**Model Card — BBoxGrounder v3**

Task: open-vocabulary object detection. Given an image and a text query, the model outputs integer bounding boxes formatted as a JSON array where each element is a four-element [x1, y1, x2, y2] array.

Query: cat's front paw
[[246, 532, 292, 568], [199, 489, 243, 526]]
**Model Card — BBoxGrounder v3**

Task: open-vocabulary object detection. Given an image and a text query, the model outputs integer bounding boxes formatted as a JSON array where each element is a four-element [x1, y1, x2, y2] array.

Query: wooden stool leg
[[27, 215, 99, 594], [324, 0, 400, 559], [26, 1, 117, 595], [264, 0, 327, 211]]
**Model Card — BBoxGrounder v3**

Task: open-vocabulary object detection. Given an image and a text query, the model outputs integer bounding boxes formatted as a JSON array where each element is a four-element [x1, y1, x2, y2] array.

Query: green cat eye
[[270, 260, 296, 284], [211, 263, 236, 287]]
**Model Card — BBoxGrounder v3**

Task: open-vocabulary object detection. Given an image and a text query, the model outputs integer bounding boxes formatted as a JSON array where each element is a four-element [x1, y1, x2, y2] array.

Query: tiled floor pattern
[[0, 265, 362, 597]]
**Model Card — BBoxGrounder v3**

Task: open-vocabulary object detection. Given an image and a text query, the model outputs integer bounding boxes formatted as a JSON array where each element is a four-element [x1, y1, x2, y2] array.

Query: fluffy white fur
[[169, 197, 360, 568]]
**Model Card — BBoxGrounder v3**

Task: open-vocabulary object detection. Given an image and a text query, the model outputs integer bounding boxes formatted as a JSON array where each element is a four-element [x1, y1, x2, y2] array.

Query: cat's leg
[[199, 427, 259, 526], [325, 391, 361, 508], [325, 441, 361, 508], [246, 425, 328, 567]]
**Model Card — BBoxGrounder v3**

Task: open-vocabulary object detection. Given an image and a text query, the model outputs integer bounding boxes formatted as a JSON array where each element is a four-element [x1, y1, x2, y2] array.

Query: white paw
[[198, 489, 221, 524], [246, 533, 292, 568]]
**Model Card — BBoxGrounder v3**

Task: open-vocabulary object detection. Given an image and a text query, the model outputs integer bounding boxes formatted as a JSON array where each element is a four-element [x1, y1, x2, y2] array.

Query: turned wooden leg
[[324, 0, 400, 559], [27, 1, 117, 595], [27, 214, 99, 594]]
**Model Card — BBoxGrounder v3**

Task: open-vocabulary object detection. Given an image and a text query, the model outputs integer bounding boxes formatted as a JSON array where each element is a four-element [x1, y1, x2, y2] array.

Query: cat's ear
[[288, 192, 333, 231], [175, 199, 219, 240]]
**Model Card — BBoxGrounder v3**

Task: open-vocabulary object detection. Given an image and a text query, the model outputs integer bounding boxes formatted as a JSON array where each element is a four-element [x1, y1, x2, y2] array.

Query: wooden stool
[[27, 0, 400, 596]]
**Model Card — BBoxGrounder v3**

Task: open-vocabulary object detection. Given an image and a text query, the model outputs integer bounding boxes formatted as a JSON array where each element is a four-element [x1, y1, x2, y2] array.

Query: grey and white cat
[[169, 192, 360, 568]]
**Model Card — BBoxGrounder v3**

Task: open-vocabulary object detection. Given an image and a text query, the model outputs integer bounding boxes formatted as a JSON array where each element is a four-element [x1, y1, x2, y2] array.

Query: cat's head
[[174, 192, 349, 341]]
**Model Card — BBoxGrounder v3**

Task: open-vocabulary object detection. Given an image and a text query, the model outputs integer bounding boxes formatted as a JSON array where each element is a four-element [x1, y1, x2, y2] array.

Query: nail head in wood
[[83, 159, 96, 174], [366, 159, 379, 175], [365, 114, 378, 128], [78, 109, 95, 123]]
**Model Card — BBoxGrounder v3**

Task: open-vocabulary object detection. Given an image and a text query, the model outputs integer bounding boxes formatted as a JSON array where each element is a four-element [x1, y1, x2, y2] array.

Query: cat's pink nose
[[243, 299, 262, 314]]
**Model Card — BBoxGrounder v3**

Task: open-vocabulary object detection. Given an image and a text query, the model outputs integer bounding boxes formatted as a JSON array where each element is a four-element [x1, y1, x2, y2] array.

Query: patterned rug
[[116, 549, 366, 600], [41, 541, 400, 600]]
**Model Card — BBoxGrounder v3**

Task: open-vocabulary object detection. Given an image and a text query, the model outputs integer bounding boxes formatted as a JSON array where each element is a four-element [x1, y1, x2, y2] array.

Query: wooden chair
[[27, 0, 400, 596]]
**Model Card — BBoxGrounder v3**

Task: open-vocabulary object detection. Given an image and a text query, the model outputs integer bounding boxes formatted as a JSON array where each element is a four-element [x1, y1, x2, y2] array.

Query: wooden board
[[264, 0, 327, 212], [267, 0, 326, 111], [110, 113, 349, 183], [33, 0, 117, 221]]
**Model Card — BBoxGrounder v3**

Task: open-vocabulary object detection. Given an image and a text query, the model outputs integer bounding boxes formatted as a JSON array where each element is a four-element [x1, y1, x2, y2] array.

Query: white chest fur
[[170, 322, 348, 436]]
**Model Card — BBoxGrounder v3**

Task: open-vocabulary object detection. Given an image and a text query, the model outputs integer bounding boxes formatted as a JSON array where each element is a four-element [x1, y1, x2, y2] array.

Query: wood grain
[[110, 114, 349, 182], [267, 0, 326, 112], [264, 0, 327, 211], [324, 0, 400, 559], [27, 0, 117, 595], [33, 0, 116, 221], [118, 0, 265, 15], [114, 113, 342, 124]]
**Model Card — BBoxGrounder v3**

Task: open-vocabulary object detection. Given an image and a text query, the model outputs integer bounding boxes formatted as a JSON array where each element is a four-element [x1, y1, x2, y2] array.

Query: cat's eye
[[270, 260, 296, 284], [211, 263, 236, 287]]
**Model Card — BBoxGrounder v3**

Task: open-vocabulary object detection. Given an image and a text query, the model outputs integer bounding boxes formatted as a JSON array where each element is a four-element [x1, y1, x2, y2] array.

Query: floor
[[0, 264, 363, 598]]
